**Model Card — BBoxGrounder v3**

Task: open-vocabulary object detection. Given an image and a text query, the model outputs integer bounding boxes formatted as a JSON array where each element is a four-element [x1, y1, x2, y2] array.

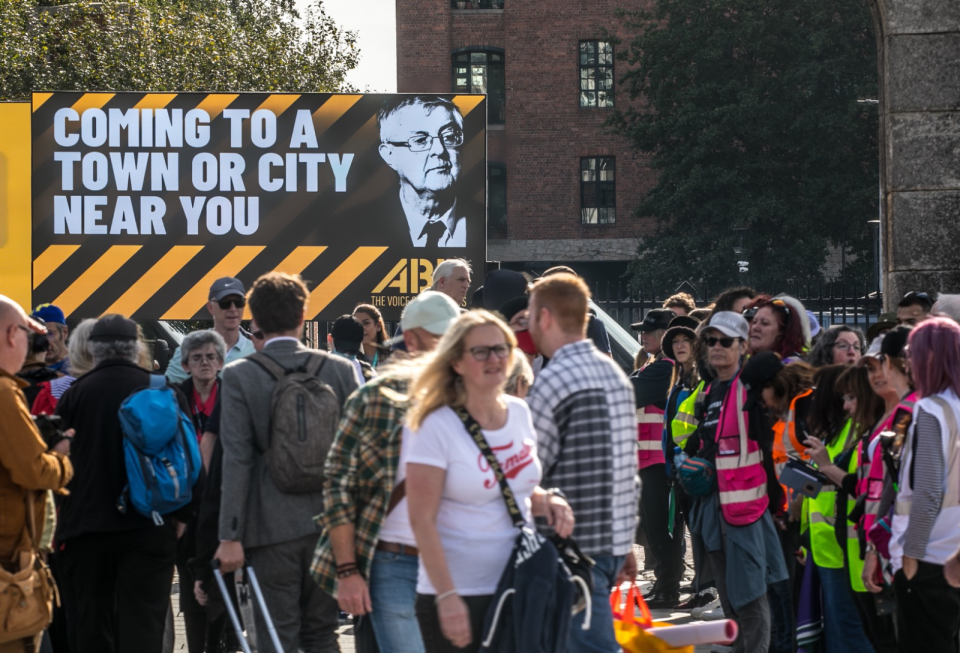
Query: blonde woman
[[404, 311, 574, 653]]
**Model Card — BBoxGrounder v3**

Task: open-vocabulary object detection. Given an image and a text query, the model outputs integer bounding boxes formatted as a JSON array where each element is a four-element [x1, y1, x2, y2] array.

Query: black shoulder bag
[[453, 407, 593, 649]]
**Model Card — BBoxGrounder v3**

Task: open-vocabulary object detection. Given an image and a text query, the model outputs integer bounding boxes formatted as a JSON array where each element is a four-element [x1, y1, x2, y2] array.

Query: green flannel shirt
[[312, 373, 408, 597]]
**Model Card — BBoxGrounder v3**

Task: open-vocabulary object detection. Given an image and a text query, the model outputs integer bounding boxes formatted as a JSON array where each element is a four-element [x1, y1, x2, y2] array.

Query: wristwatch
[[545, 487, 567, 501]]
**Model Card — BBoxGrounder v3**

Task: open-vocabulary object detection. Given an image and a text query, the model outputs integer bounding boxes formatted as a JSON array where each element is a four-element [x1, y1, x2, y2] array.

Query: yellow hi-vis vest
[[846, 441, 866, 592], [804, 420, 854, 569], [672, 381, 704, 446]]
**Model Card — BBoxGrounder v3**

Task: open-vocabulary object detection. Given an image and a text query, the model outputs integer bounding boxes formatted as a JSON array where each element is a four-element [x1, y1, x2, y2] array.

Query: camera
[[32, 414, 68, 449]]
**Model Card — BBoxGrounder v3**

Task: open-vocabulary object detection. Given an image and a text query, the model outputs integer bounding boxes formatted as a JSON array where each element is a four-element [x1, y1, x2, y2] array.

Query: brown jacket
[[0, 369, 73, 565]]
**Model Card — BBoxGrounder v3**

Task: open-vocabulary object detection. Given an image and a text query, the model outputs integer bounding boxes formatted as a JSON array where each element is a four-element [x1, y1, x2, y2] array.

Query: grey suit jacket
[[219, 339, 360, 548]]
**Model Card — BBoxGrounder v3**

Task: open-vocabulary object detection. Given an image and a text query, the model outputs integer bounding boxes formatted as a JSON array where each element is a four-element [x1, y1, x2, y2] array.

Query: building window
[[488, 163, 507, 239], [451, 0, 504, 7], [581, 157, 615, 224], [579, 41, 614, 108], [453, 49, 505, 124]]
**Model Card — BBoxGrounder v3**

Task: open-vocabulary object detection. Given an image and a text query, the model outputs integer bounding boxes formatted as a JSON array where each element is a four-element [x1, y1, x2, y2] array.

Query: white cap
[[388, 291, 460, 345], [704, 311, 750, 340]]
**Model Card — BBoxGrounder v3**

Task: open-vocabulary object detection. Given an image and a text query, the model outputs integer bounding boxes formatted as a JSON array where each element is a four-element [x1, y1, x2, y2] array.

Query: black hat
[[331, 314, 364, 354], [866, 312, 897, 344], [90, 315, 138, 342], [631, 308, 676, 332], [661, 316, 700, 361], [482, 270, 528, 312], [861, 325, 911, 363], [499, 296, 529, 324], [741, 351, 784, 411]]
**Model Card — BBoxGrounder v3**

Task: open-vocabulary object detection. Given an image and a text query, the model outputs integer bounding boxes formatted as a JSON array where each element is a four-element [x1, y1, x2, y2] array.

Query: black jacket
[[56, 361, 202, 543]]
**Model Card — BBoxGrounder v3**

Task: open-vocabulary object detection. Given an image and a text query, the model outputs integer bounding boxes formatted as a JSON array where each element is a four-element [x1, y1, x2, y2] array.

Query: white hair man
[[933, 293, 960, 324], [431, 259, 472, 307]]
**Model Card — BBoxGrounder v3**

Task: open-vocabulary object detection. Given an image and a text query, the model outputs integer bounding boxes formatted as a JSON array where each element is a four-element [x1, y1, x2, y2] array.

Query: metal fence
[[592, 278, 883, 333]]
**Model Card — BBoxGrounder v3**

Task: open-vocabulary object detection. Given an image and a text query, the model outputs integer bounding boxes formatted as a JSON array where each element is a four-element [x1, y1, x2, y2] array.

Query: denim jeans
[[368, 550, 424, 653], [818, 565, 874, 653], [568, 553, 625, 653]]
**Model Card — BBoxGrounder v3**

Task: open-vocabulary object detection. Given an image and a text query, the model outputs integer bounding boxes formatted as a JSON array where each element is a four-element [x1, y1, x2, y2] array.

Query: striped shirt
[[527, 339, 639, 556]]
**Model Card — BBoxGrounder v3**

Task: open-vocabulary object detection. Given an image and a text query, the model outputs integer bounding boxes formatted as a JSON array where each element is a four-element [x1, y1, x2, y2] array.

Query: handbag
[[0, 492, 57, 646], [611, 584, 693, 653], [677, 456, 716, 497]]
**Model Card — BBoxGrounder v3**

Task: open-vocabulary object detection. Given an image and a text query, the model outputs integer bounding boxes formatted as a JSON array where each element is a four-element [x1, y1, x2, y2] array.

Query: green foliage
[[609, 0, 879, 291], [0, 0, 359, 100]]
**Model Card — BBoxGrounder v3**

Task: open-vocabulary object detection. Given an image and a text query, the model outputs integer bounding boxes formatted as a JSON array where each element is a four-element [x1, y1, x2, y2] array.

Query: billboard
[[31, 92, 486, 320]]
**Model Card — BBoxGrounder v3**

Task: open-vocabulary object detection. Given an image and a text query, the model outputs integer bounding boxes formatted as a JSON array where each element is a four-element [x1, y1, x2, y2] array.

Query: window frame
[[579, 40, 615, 108], [580, 156, 616, 225], [452, 47, 505, 125]]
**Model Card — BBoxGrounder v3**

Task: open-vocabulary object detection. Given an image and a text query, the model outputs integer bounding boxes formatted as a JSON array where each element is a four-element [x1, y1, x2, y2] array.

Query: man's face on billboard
[[379, 104, 463, 194]]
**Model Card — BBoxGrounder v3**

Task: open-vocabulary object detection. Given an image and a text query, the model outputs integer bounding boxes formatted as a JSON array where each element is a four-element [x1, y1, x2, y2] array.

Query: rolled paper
[[649, 619, 739, 647]]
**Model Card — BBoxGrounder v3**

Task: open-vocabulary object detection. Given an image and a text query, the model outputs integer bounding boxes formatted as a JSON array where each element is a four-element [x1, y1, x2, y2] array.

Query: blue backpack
[[117, 375, 201, 525]]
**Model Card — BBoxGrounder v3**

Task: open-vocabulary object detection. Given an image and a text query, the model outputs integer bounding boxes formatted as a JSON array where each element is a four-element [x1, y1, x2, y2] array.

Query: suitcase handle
[[211, 560, 286, 653]]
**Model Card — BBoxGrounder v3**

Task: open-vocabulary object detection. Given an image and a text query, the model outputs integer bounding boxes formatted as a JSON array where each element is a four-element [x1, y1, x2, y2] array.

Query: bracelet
[[336, 562, 358, 570], [337, 567, 360, 579], [435, 589, 459, 605]]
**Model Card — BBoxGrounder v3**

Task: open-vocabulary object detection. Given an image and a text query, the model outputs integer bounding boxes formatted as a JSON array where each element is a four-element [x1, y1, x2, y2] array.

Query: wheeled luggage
[[212, 562, 284, 653]]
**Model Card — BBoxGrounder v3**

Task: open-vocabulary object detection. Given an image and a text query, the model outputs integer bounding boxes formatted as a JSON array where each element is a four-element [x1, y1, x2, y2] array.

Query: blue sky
[[302, 0, 398, 92]]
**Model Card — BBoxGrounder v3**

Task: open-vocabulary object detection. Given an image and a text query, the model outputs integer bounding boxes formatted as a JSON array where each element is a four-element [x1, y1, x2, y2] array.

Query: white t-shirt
[[377, 435, 417, 547], [403, 396, 542, 595]]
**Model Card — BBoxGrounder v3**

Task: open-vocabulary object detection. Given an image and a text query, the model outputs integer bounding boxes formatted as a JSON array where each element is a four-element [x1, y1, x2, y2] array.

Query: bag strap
[[386, 480, 406, 516], [23, 491, 38, 552], [304, 352, 327, 378], [453, 406, 525, 529], [248, 352, 288, 381]]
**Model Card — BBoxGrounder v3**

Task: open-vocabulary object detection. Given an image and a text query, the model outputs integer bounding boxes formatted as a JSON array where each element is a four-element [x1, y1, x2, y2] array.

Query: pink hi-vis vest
[[714, 374, 769, 526], [859, 393, 916, 537], [637, 404, 666, 469]]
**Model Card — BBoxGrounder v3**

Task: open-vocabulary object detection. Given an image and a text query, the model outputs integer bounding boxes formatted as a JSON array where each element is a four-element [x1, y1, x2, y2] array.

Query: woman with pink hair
[[889, 317, 960, 653]]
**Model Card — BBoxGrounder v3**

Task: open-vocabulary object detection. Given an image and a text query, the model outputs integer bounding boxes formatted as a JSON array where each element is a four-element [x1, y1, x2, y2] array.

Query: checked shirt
[[526, 339, 639, 557], [312, 373, 409, 597]]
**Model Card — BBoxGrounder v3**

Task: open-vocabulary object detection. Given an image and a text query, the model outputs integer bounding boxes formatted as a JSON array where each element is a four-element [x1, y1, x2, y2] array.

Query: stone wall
[[877, 0, 960, 306]]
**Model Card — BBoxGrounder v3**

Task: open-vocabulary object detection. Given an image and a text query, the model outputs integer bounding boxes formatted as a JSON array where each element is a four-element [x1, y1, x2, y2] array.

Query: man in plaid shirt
[[526, 273, 640, 653], [313, 291, 460, 653]]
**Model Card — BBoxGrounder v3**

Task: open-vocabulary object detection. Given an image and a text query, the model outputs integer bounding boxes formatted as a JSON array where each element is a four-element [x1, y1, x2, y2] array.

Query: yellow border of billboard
[[0, 102, 32, 311]]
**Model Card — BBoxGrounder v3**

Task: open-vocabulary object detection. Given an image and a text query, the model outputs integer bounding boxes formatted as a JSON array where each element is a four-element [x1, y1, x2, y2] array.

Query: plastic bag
[[611, 584, 693, 653]]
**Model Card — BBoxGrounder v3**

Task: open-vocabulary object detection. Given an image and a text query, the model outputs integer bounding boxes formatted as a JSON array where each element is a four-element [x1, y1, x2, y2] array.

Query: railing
[[451, 0, 504, 9], [592, 278, 883, 333]]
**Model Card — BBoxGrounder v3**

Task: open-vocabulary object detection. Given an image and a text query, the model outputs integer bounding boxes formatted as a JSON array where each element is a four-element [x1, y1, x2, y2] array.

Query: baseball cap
[[90, 315, 138, 342], [331, 315, 364, 354], [387, 291, 460, 346], [31, 304, 66, 326], [806, 311, 822, 339], [703, 311, 750, 341], [631, 308, 676, 332], [741, 351, 785, 411], [209, 277, 245, 302], [866, 312, 897, 343]]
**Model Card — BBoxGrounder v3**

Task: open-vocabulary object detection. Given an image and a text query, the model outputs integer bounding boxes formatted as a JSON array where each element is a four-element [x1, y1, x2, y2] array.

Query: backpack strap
[[453, 406, 525, 529], [304, 352, 327, 378], [149, 374, 167, 390], [248, 352, 289, 381]]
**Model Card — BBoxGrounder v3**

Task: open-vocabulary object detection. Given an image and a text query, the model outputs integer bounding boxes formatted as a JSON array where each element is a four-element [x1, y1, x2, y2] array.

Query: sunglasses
[[742, 307, 758, 320], [251, 330, 265, 340], [770, 299, 791, 316], [705, 336, 738, 349], [217, 297, 245, 310]]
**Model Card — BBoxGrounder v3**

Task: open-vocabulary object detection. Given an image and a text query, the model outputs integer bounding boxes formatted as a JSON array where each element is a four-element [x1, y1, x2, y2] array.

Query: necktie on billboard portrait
[[419, 220, 448, 247]]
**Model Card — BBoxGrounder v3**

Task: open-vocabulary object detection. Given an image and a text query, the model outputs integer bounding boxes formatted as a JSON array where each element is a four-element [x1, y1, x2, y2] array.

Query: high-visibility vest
[[860, 393, 916, 538], [635, 360, 670, 470], [805, 419, 854, 569], [714, 374, 769, 526], [846, 443, 867, 593], [637, 404, 666, 469], [672, 380, 704, 446], [891, 391, 960, 570], [772, 389, 814, 473]]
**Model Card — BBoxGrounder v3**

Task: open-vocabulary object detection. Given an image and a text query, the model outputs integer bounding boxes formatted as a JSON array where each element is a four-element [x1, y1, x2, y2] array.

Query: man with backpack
[[55, 314, 201, 653], [214, 272, 359, 653]]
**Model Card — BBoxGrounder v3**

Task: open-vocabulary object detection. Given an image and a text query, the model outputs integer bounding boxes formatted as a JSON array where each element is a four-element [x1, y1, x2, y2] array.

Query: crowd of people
[[2, 259, 960, 653]]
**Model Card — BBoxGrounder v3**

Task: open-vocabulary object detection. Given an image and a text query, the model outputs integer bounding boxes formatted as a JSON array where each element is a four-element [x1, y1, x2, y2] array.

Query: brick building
[[396, 0, 657, 285]]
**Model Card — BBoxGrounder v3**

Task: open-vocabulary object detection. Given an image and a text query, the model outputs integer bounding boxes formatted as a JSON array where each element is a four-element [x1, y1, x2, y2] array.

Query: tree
[[0, 0, 359, 100], [609, 0, 879, 293]]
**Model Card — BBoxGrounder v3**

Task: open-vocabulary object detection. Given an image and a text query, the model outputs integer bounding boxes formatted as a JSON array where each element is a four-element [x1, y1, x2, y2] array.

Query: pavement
[[170, 542, 722, 653]]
